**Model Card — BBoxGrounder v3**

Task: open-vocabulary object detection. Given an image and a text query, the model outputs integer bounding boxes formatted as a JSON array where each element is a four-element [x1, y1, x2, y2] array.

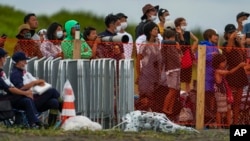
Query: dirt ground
[[0, 129, 229, 141]]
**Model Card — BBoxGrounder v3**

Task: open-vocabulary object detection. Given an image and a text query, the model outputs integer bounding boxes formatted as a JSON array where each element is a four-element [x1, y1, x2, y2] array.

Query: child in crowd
[[212, 54, 246, 128], [161, 29, 182, 118]]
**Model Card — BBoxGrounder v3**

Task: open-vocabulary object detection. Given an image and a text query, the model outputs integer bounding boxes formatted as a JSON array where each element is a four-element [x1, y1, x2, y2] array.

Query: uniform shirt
[[9, 66, 25, 89], [0, 69, 12, 96]]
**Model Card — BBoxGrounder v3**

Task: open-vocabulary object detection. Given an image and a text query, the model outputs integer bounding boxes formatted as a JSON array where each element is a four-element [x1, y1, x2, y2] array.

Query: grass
[[0, 124, 230, 141]]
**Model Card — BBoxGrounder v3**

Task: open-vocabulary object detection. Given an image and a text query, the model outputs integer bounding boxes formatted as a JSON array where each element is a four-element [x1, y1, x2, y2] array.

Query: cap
[[164, 20, 175, 29], [236, 12, 250, 20], [0, 48, 8, 58], [224, 24, 236, 33], [116, 13, 128, 19], [142, 4, 159, 15], [158, 8, 169, 16], [211, 28, 219, 36], [12, 52, 29, 63]]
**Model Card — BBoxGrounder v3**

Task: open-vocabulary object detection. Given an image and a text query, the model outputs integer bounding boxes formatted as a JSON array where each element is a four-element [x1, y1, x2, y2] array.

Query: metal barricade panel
[[27, 56, 38, 75]]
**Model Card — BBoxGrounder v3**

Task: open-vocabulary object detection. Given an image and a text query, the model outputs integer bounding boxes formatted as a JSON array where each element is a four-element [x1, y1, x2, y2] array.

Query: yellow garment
[[157, 23, 164, 36]]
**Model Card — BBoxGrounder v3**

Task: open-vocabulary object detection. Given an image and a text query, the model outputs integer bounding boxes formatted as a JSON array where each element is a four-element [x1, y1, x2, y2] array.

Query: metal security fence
[[3, 57, 135, 129]]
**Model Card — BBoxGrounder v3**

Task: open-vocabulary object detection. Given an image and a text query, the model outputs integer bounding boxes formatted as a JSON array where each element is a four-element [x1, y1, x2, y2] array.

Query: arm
[[190, 32, 199, 53], [217, 62, 246, 76], [61, 40, 73, 59], [91, 37, 101, 59], [225, 32, 238, 53], [0, 77, 33, 99], [80, 39, 92, 59], [136, 53, 142, 84], [21, 79, 45, 90], [9, 87, 33, 99]]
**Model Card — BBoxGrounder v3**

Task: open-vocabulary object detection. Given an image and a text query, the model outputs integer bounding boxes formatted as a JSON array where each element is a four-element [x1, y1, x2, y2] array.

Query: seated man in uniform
[[0, 48, 43, 128], [9, 51, 61, 127]]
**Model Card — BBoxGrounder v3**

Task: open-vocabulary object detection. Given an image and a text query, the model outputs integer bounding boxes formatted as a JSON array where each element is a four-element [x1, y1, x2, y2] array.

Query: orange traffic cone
[[61, 80, 76, 125]]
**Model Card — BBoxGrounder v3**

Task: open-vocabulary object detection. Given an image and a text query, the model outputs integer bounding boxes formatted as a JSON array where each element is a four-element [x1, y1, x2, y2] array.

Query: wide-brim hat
[[16, 24, 30, 38], [142, 4, 159, 15]]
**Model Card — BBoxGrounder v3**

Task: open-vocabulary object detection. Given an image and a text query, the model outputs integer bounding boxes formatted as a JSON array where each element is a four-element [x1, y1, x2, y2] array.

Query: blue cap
[[0, 48, 8, 57], [12, 52, 29, 63]]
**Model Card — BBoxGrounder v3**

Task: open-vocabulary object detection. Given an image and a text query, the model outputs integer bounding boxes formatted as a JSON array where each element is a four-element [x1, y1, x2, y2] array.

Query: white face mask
[[181, 26, 187, 31], [115, 25, 122, 33], [121, 22, 128, 30], [22, 64, 28, 70], [56, 31, 63, 39], [242, 20, 248, 25], [150, 15, 157, 21], [165, 16, 170, 22]]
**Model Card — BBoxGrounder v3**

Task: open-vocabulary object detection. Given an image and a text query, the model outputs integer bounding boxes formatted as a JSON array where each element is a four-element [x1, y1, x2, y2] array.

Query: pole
[[73, 23, 81, 59], [195, 45, 206, 130]]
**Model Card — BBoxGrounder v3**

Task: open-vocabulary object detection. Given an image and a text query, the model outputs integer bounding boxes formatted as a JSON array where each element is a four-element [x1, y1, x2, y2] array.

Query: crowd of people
[[1, 3, 250, 129]]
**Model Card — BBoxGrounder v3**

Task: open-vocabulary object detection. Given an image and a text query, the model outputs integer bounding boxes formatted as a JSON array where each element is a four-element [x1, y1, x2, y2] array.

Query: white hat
[[164, 20, 175, 29], [38, 29, 47, 35]]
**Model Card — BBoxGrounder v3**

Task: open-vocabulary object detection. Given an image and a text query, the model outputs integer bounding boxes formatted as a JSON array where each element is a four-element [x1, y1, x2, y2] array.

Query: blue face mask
[[24, 32, 31, 39]]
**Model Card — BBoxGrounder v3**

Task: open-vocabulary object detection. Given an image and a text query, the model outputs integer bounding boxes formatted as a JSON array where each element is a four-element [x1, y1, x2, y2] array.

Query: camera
[[101, 34, 129, 43]]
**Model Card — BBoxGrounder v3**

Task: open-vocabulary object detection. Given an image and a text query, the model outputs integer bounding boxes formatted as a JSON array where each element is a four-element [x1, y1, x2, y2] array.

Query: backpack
[[0, 100, 14, 120]]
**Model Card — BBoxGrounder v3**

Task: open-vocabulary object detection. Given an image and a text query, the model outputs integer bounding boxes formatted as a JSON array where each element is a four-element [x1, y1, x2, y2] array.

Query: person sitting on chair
[[0, 48, 44, 128], [9, 51, 61, 127]]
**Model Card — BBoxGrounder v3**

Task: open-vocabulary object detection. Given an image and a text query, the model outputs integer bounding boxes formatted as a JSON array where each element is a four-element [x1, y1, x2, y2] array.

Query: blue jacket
[[198, 41, 219, 92]]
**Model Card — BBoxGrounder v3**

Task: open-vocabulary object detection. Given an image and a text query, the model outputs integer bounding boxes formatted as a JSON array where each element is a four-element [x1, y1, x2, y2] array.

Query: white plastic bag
[[179, 107, 194, 122], [32, 82, 52, 95]]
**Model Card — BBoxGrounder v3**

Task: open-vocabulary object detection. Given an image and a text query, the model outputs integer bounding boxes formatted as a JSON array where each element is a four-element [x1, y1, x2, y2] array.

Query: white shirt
[[135, 33, 163, 54]]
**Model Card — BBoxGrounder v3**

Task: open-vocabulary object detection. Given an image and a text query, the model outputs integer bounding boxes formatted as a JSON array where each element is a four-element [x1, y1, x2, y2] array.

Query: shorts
[[166, 70, 180, 90]]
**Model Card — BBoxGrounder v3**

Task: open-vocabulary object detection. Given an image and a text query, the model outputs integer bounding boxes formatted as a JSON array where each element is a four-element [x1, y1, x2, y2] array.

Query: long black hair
[[46, 22, 63, 40]]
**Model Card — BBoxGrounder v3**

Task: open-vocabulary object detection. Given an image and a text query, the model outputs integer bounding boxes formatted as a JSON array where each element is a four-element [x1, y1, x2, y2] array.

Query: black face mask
[[24, 32, 31, 39]]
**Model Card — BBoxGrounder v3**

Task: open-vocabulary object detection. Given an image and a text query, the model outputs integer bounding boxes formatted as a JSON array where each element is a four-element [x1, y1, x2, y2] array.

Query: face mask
[[115, 25, 122, 33], [22, 64, 28, 70], [56, 31, 63, 39], [165, 16, 170, 22], [242, 20, 248, 25], [121, 22, 128, 30], [150, 15, 157, 21], [24, 32, 31, 39], [181, 26, 187, 31]]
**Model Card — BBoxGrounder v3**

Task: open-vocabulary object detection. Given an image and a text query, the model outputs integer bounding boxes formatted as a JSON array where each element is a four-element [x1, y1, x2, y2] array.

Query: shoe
[[30, 123, 41, 129], [30, 121, 49, 129]]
